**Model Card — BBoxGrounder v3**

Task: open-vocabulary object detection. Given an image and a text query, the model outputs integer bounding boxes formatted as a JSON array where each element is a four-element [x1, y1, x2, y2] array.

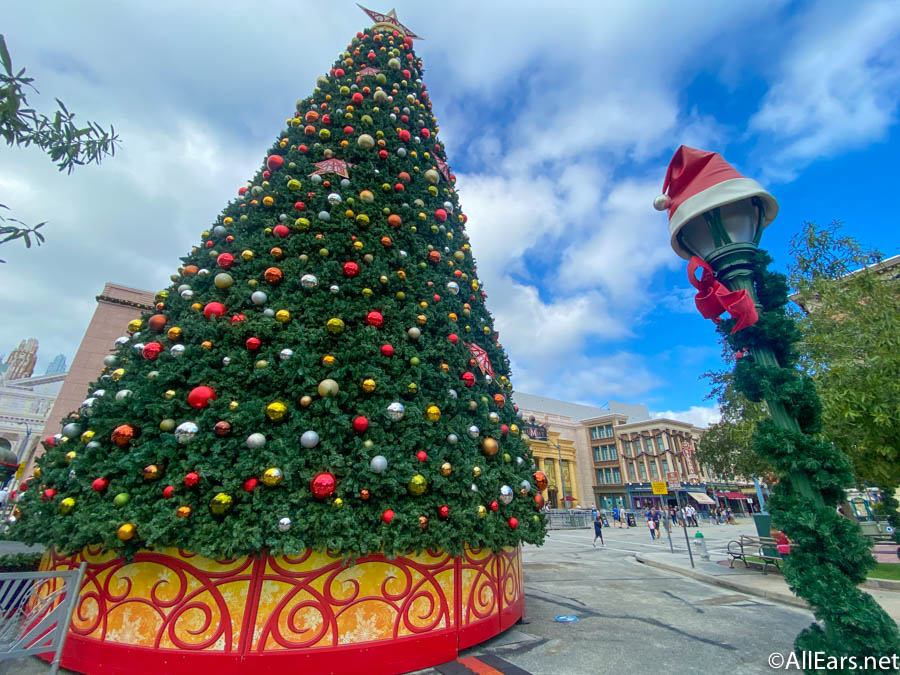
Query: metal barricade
[[0, 562, 85, 675], [546, 510, 593, 529]]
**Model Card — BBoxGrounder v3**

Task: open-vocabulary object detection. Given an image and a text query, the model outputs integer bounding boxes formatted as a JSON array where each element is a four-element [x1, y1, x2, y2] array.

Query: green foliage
[[11, 29, 545, 561], [0, 552, 42, 572], [0, 33, 118, 260], [721, 249, 900, 666]]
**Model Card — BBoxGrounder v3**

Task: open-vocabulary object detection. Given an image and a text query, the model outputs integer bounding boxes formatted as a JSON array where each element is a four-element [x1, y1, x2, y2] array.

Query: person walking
[[593, 514, 604, 547], [611, 505, 620, 528], [646, 511, 656, 540]]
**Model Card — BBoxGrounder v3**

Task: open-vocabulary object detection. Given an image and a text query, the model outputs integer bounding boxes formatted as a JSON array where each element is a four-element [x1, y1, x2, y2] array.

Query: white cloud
[[653, 406, 721, 429]]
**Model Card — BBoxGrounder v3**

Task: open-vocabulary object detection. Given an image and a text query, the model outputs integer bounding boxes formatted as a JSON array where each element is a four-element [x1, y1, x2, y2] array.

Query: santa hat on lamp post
[[653, 146, 778, 259]]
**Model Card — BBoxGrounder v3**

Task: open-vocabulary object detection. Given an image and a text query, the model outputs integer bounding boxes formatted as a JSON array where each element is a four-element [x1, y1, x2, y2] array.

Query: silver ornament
[[278, 517, 292, 532], [448, 389, 458, 399], [93, 389, 106, 398], [278, 213, 288, 222], [446, 281, 459, 295], [485, 375, 493, 384], [447, 433, 458, 445], [471, 483, 479, 493], [329, 285, 340, 294], [300, 274, 319, 289], [132, 342, 145, 353], [246, 433, 266, 449], [489, 412, 500, 423], [198, 268, 209, 276], [327, 193, 342, 205], [103, 355, 117, 367], [147, 370, 159, 379], [175, 421, 199, 444], [170, 344, 185, 357], [517, 456, 525, 466], [62, 423, 82, 438], [520, 480, 532, 493], [114, 336, 130, 348], [251, 291, 268, 305], [467, 425, 480, 439], [86, 441, 101, 450], [397, 147, 407, 158], [177, 284, 191, 294], [370, 455, 388, 473], [399, 250, 408, 257], [340, 179, 351, 189], [499, 485, 513, 505], [311, 174, 323, 185], [213, 225, 226, 237], [222, 356, 232, 365], [279, 349, 294, 361], [263, 308, 275, 318], [386, 402, 405, 421], [407, 327, 421, 340], [115, 390, 132, 402], [318, 210, 331, 221], [300, 430, 320, 449], [80, 398, 97, 416]]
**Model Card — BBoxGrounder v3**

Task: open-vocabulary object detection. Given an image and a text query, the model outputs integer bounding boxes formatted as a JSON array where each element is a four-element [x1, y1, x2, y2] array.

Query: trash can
[[692, 532, 710, 560], [625, 512, 636, 528]]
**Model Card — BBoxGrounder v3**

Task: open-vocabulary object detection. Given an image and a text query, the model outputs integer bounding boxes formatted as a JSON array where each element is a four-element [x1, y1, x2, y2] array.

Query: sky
[[2, 1, 899, 427]]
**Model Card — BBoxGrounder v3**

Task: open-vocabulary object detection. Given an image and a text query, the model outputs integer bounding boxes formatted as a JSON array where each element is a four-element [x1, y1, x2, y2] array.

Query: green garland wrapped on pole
[[654, 146, 900, 667]]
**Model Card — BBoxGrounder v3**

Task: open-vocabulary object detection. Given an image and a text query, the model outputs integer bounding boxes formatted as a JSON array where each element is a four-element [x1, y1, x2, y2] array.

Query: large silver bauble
[[329, 285, 340, 294], [300, 274, 318, 289], [489, 412, 500, 423], [467, 425, 480, 439], [115, 390, 132, 402], [93, 389, 106, 398], [222, 356, 232, 365], [62, 423, 82, 438], [85, 441, 101, 450], [327, 193, 342, 205], [318, 210, 331, 221], [180, 290, 193, 300], [446, 281, 459, 295], [407, 327, 421, 340], [517, 456, 525, 466], [447, 433, 458, 445], [114, 336, 130, 348], [174, 421, 199, 444], [263, 308, 275, 318], [499, 485, 514, 505], [279, 348, 294, 361], [340, 178, 350, 189], [103, 355, 117, 367], [132, 342, 145, 353], [213, 225, 226, 237], [170, 344, 185, 357], [370, 455, 388, 473], [178, 284, 191, 293], [386, 402, 405, 421], [300, 430, 320, 449], [278, 517, 292, 532], [80, 398, 97, 416], [310, 174, 322, 184], [251, 291, 268, 305], [448, 389, 458, 399], [246, 433, 266, 449], [520, 480, 532, 493]]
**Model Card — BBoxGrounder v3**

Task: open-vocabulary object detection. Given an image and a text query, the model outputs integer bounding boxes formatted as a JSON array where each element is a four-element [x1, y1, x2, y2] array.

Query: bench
[[727, 535, 783, 574]]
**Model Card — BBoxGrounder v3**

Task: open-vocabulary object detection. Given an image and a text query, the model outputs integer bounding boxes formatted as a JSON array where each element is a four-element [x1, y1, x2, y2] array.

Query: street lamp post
[[554, 439, 567, 510], [654, 145, 899, 660]]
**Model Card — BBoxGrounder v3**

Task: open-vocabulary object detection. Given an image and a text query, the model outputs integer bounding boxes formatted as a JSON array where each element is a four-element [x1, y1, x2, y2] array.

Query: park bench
[[727, 535, 783, 574]]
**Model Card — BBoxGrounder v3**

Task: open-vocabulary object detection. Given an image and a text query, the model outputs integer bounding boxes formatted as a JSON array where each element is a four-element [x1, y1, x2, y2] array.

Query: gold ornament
[[362, 378, 376, 393], [275, 309, 291, 323], [255, 360, 268, 369], [510, 424, 519, 435], [242, 250, 254, 261], [407, 474, 428, 496], [33, 467, 41, 479], [201, 340, 213, 350], [80, 430, 95, 444], [407, 382, 418, 394], [167, 326, 182, 341], [265, 401, 289, 421], [142, 464, 161, 480], [425, 405, 441, 422], [300, 396, 313, 407], [477, 505, 487, 518], [160, 419, 175, 432], [111, 368, 125, 381], [229, 400, 239, 411], [333, 497, 344, 509], [481, 438, 499, 456], [176, 506, 192, 518], [326, 317, 345, 334], [65, 451, 77, 464], [117, 523, 136, 540], [440, 462, 452, 477], [59, 497, 76, 514], [317, 379, 339, 397], [164, 390, 176, 400], [418, 515, 429, 530], [262, 467, 283, 486], [473, 466, 482, 478], [322, 355, 336, 366], [127, 319, 142, 334], [210, 493, 233, 515]]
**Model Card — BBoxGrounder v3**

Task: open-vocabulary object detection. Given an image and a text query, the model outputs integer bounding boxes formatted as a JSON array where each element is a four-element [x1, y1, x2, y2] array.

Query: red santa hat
[[654, 146, 778, 259]]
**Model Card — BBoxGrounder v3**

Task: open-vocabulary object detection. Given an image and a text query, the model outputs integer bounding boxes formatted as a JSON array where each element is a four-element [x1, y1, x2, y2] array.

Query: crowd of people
[[585, 503, 739, 542]]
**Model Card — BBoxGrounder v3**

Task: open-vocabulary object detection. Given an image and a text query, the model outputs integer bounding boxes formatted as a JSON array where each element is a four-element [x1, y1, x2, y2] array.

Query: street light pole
[[555, 439, 567, 510]]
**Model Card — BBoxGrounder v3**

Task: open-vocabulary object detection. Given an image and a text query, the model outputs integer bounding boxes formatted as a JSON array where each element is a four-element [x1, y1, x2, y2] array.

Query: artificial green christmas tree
[[14, 11, 547, 563]]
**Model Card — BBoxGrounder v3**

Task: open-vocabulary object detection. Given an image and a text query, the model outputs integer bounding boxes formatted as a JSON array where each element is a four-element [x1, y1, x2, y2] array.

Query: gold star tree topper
[[357, 5, 422, 39]]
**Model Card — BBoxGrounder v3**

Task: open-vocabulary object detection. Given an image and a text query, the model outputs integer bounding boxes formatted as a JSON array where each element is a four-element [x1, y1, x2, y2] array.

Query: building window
[[628, 463, 636, 480], [590, 427, 599, 440], [605, 468, 613, 484], [608, 444, 617, 460], [605, 424, 614, 437], [656, 436, 664, 451], [596, 469, 605, 484], [661, 459, 669, 474], [650, 462, 658, 478], [592, 446, 601, 462], [639, 463, 647, 480], [600, 446, 607, 461], [623, 440, 631, 456], [644, 438, 654, 453], [612, 468, 621, 483]]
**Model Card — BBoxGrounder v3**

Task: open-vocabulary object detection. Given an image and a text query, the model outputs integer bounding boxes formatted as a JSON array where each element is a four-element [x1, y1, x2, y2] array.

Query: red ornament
[[238, 186, 248, 196], [184, 472, 200, 487], [334, 68, 345, 78], [298, 144, 308, 154], [188, 386, 216, 409], [42, 488, 57, 502], [273, 225, 290, 238], [204, 302, 226, 320], [217, 253, 235, 269], [490, 500, 499, 512], [243, 478, 259, 492], [310, 472, 336, 499], [266, 155, 284, 171], [416, 450, 427, 462], [382, 509, 395, 524], [262, 170, 271, 180], [366, 311, 384, 327], [438, 505, 449, 519], [381, 344, 394, 357], [343, 125, 354, 135], [245, 337, 261, 351], [448, 334, 459, 344], [501, 424, 509, 436], [427, 251, 441, 263], [393, 182, 404, 192], [352, 416, 370, 433], [214, 421, 232, 437], [91, 478, 108, 492], [434, 209, 447, 223], [352, 92, 363, 104], [461, 371, 475, 387], [343, 261, 360, 277], [421, 128, 431, 139], [44, 436, 57, 448], [111, 424, 135, 447], [162, 485, 175, 499], [378, 149, 388, 159], [230, 313, 246, 324], [508, 517, 519, 530], [142, 342, 163, 360], [398, 129, 411, 142], [433, 294, 441, 302], [294, 201, 306, 211]]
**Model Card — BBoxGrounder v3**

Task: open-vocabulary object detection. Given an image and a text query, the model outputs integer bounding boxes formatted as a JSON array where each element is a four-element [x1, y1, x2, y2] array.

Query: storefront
[[714, 490, 749, 515], [593, 488, 628, 511]]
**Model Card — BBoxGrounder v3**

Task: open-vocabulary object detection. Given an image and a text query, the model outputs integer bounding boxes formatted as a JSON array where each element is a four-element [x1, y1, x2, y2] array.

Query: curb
[[863, 578, 900, 592], [634, 554, 809, 610]]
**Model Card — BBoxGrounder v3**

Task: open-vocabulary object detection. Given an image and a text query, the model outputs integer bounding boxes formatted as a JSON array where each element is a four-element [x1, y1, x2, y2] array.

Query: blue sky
[[2, 1, 899, 426]]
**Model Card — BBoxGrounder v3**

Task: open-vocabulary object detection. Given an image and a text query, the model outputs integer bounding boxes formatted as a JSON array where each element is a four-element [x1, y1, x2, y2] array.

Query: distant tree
[[0, 34, 119, 261]]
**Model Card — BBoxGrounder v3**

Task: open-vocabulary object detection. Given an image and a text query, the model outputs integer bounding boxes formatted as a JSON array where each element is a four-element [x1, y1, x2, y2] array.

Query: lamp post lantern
[[654, 145, 900, 660]]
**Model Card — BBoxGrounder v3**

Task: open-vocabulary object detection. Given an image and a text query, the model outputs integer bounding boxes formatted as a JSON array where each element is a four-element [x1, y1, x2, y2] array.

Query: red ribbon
[[687, 256, 758, 333]]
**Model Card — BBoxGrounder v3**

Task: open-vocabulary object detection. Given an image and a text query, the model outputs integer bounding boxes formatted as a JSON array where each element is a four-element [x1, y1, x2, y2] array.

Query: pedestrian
[[611, 505, 619, 528], [591, 503, 598, 521], [647, 511, 656, 540], [652, 507, 662, 536], [688, 505, 698, 527], [593, 514, 604, 547]]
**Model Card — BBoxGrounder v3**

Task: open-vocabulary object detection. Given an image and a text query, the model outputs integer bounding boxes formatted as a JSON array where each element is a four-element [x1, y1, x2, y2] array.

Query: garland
[[720, 250, 899, 665]]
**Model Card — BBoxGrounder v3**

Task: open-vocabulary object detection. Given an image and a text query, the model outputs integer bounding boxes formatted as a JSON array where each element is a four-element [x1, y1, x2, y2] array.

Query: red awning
[[725, 491, 747, 500], [714, 491, 726, 497]]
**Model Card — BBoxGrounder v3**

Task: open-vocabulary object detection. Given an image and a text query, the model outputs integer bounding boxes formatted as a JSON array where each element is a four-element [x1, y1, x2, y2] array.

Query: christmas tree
[[14, 8, 547, 562]]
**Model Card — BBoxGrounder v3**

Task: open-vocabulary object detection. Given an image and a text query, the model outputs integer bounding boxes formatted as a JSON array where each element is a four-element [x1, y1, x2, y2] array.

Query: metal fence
[[546, 510, 594, 529], [0, 562, 85, 675]]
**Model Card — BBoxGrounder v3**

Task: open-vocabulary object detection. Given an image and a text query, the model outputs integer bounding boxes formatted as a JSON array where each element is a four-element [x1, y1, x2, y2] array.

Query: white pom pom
[[653, 194, 671, 211]]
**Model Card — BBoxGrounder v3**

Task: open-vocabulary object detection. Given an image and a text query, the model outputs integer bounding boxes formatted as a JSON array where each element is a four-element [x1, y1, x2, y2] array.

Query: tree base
[[35, 544, 523, 674]]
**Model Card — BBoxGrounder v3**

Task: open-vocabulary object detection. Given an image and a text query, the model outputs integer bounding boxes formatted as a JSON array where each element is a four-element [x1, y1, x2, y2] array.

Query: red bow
[[687, 256, 758, 333]]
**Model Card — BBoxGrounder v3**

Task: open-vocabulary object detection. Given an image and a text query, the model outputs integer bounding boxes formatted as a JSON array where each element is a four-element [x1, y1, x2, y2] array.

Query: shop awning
[[725, 491, 748, 500], [689, 492, 716, 505]]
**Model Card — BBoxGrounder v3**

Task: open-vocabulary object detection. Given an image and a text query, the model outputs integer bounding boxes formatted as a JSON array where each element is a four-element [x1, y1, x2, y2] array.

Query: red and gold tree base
[[36, 545, 523, 674]]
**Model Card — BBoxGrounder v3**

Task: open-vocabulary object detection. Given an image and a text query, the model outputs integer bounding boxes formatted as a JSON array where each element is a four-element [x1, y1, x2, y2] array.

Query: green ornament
[[113, 493, 130, 507]]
